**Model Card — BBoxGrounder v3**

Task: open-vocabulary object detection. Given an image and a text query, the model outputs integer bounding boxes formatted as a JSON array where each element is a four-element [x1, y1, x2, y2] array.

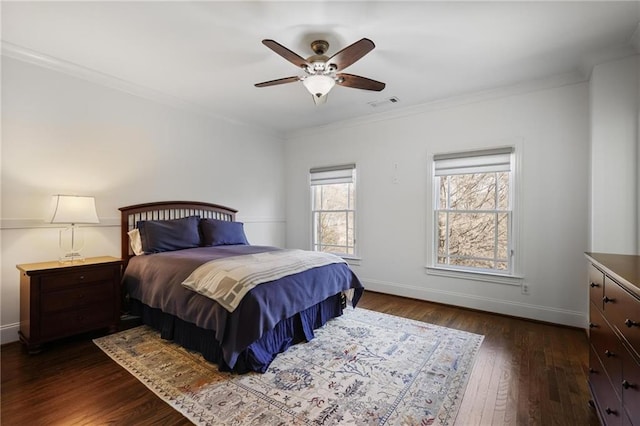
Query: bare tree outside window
[[433, 148, 514, 274], [310, 166, 356, 256]]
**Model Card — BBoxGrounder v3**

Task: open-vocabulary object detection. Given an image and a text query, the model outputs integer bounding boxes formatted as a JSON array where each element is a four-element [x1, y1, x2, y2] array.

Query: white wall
[[4, 52, 635, 345], [589, 55, 639, 255], [285, 82, 590, 327], [1, 57, 286, 343]]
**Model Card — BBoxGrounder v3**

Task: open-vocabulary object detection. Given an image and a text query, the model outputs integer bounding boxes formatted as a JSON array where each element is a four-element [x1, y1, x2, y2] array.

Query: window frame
[[426, 146, 523, 285], [309, 164, 358, 259]]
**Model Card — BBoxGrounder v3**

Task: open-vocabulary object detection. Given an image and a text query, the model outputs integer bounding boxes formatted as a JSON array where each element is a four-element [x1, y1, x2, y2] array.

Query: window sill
[[425, 266, 523, 286]]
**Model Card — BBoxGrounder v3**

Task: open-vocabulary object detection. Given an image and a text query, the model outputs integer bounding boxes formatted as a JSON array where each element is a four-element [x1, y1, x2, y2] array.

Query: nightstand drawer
[[41, 283, 113, 314], [41, 267, 116, 292], [41, 305, 114, 338]]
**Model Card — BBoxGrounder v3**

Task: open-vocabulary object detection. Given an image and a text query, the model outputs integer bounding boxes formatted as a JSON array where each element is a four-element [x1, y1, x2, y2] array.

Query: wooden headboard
[[119, 201, 237, 267]]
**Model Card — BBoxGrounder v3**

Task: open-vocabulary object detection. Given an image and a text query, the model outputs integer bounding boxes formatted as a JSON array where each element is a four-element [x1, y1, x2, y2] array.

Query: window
[[432, 147, 515, 275], [310, 164, 356, 256]]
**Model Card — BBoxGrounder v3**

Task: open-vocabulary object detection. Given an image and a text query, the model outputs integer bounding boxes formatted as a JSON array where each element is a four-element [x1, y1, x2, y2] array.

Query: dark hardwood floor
[[1, 291, 599, 425]]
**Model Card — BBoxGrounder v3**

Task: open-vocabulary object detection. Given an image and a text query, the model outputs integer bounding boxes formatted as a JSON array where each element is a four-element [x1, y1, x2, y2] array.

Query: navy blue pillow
[[137, 216, 200, 254], [200, 218, 249, 246]]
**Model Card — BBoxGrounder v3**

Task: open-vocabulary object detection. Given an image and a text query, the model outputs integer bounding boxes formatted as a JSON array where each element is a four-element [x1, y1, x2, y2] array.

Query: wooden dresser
[[586, 252, 640, 426], [17, 256, 122, 353]]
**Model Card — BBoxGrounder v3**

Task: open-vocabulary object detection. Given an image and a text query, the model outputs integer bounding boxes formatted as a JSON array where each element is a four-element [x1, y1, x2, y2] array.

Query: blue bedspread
[[123, 245, 364, 370]]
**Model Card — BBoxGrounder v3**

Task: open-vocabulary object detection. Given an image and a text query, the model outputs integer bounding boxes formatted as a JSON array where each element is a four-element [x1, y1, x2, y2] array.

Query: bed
[[119, 201, 364, 373]]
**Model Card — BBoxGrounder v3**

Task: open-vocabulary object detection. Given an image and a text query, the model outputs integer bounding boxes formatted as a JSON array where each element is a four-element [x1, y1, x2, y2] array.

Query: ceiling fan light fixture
[[302, 74, 335, 98], [256, 38, 385, 104]]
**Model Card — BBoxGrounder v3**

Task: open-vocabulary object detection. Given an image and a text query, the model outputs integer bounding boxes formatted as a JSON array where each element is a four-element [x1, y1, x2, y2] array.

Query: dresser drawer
[[590, 263, 605, 310], [620, 345, 640, 424], [604, 278, 640, 356], [591, 304, 623, 396], [41, 267, 117, 292], [41, 283, 114, 314], [40, 305, 114, 339], [590, 344, 623, 426], [586, 253, 640, 426]]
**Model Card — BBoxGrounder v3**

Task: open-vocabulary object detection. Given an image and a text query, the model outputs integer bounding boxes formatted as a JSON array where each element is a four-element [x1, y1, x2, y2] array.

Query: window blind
[[434, 147, 514, 176], [310, 164, 356, 185]]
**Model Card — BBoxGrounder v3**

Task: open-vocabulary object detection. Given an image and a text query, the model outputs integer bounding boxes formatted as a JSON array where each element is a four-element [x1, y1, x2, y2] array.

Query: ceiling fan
[[255, 38, 385, 105]]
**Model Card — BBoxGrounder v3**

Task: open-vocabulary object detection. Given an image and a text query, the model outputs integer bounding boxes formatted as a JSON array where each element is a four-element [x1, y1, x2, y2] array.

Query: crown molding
[[1, 41, 283, 139], [286, 70, 588, 139]]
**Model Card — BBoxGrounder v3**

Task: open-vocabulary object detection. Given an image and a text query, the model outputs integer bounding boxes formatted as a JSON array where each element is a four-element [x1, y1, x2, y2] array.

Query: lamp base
[[59, 252, 85, 264], [58, 226, 86, 263]]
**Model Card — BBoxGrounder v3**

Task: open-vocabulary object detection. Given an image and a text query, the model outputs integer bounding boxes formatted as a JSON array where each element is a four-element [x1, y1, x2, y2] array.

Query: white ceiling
[[2, 1, 639, 135]]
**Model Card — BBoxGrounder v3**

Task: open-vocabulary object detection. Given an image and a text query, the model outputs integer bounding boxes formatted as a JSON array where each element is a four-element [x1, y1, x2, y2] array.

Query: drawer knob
[[79, 275, 85, 280], [603, 296, 614, 304], [589, 367, 597, 374], [590, 282, 600, 288], [624, 319, 639, 328], [605, 407, 616, 415], [604, 349, 614, 358], [622, 380, 636, 390], [589, 322, 598, 328]]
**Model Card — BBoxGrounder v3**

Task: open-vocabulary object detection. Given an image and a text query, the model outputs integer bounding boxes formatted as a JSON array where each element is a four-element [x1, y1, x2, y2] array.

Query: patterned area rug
[[94, 308, 483, 425]]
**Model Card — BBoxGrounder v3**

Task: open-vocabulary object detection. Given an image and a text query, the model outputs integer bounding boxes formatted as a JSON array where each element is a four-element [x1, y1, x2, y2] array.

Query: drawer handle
[[624, 319, 639, 328], [603, 296, 614, 304], [79, 275, 85, 280], [589, 367, 597, 374], [605, 407, 616, 415], [604, 350, 614, 358], [590, 282, 600, 288], [622, 380, 636, 390], [589, 322, 598, 328]]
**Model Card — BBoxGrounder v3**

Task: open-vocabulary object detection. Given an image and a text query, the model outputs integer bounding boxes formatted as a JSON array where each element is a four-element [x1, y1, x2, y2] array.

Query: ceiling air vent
[[368, 97, 400, 108]]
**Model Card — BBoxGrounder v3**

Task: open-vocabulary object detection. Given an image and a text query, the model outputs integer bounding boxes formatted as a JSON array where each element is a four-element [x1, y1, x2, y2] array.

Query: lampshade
[[302, 75, 335, 98], [49, 195, 99, 224]]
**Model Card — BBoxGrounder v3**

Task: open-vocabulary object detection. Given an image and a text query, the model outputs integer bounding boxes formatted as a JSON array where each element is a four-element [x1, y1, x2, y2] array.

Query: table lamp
[[48, 195, 99, 262]]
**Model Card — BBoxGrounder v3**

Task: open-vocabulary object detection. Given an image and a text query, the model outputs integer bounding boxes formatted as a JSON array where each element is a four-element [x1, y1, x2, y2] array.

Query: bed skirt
[[129, 293, 344, 373]]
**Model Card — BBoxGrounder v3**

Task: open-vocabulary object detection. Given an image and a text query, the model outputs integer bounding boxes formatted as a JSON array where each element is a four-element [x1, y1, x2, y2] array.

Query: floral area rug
[[94, 308, 483, 425]]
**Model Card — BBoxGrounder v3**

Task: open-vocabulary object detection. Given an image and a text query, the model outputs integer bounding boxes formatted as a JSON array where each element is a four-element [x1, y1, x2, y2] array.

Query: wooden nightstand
[[17, 256, 122, 353]]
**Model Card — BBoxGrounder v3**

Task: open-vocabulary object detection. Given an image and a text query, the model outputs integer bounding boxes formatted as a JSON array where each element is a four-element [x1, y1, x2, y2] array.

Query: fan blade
[[262, 39, 310, 69], [336, 73, 385, 91], [255, 76, 300, 87], [312, 94, 328, 105], [327, 38, 375, 70]]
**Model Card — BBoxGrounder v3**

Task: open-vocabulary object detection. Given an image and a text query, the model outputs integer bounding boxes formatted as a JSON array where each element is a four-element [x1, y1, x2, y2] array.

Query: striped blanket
[[181, 249, 346, 312]]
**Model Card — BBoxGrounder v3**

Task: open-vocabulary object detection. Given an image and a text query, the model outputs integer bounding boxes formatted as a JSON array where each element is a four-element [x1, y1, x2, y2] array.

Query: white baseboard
[[1, 323, 20, 345], [361, 277, 587, 329]]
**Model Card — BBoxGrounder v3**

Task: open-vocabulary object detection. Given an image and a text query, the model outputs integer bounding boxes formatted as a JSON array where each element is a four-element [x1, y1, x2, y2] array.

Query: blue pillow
[[200, 218, 249, 246], [137, 216, 200, 254]]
